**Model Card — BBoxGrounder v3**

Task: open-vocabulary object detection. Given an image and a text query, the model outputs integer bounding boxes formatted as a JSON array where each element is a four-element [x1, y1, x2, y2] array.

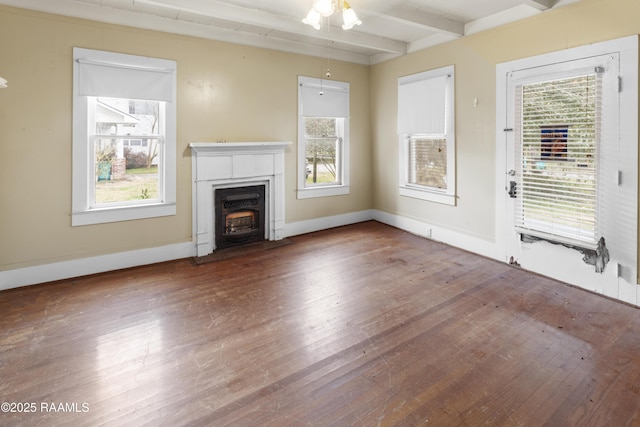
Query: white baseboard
[[0, 210, 499, 292], [283, 210, 375, 237], [0, 242, 196, 292], [283, 209, 499, 261], [372, 210, 499, 261]]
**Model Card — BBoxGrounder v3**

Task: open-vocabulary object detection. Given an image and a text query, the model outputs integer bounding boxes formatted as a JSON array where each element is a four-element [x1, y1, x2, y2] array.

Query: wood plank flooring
[[1, 221, 639, 426]]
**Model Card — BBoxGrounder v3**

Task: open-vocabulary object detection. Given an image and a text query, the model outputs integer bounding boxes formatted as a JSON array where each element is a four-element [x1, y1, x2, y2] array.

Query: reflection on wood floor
[[1, 221, 639, 426]]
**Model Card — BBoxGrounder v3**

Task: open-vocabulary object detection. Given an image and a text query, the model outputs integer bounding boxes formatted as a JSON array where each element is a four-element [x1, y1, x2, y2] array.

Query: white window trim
[[398, 65, 455, 206], [297, 76, 350, 199], [72, 48, 176, 226]]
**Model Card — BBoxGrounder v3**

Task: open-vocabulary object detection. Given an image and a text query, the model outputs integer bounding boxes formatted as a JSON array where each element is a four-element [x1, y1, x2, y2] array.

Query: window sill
[[297, 185, 350, 199], [399, 185, 456, 206], [72, 203, 176, 226]]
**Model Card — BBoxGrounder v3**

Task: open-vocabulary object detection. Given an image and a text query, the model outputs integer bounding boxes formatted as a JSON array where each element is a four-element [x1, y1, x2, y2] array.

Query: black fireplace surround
[[214, 185, 266, 250]]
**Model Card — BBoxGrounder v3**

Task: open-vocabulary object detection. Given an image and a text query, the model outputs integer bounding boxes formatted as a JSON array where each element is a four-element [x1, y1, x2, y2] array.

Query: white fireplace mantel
[[190, 141, 290, 257]]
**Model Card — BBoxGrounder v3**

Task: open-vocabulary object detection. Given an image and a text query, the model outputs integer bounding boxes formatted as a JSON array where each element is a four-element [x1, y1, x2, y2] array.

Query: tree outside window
[[304, 117, 341, 185]]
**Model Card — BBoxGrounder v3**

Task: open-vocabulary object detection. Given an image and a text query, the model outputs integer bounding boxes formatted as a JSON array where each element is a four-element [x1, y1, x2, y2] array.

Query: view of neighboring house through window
[[297, 76, 350, 199], [72, 47, 176, 226], [398, 65, 456, 205], [92, 97, 162, 204]]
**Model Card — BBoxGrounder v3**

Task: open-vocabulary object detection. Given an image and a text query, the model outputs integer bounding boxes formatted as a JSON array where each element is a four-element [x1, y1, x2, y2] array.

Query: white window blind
[[514, 72, 602, 248], [299, 77, 349, 118], [398, 74, 448, 134], [75, 48, 175, 102]]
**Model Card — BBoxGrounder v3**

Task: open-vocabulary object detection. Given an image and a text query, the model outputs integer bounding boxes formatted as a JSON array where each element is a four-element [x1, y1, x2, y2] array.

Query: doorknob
[[508, 181, 517, 198]]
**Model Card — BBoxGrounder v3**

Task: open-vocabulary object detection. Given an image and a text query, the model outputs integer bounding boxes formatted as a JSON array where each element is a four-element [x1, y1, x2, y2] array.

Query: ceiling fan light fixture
[[313, 0, 336, 17], [302, 0, 361, 31], [341, 1, 362, 30], [302, 8, 322, 30]]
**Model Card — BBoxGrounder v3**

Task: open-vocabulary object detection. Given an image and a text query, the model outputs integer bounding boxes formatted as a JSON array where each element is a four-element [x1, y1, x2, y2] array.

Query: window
[[398, 65, 455, 205], [515, 72, 601, 246], [297, 76, 350, 199], [72, 48, 176, 226]]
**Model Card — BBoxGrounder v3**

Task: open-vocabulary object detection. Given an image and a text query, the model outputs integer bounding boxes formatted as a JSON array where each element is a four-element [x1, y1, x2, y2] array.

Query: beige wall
[[371, 0, 640, 243], [0, 6, 371, 271]]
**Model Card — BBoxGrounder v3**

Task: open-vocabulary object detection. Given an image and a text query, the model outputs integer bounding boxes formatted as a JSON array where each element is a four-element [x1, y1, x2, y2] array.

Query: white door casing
[[495, 36, 638, 305]]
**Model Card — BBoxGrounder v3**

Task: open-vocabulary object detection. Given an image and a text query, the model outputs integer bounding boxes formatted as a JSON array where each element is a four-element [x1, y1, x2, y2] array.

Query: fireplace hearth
[[215, 185, 265, 249]]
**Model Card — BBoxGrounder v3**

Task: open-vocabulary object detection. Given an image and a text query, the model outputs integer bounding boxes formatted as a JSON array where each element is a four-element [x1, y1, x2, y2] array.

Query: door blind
[[514, 72, 602, 249]]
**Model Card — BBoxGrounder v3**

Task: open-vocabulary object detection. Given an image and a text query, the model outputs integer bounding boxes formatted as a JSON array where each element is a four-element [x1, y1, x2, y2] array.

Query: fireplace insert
[[214, 185, 265, 249]]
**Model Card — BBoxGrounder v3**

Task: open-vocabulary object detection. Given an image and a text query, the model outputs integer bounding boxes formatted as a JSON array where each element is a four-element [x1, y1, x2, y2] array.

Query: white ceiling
[[1, 0, 582, 64]]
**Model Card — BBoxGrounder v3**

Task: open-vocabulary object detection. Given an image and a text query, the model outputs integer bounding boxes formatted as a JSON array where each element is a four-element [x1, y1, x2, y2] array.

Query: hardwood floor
[[1, 221, 639, 426]]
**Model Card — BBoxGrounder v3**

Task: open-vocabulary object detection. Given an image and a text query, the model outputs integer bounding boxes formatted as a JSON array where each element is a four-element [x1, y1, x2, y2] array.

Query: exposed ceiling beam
[[375, 5, 465, 37], [0, 0, 375, 63], [134, 0, 407, 54], [525, 0, 558, 11], [0, 0, 405, 56], [465, 4, 543, 35], [0, 0, 577, 65]]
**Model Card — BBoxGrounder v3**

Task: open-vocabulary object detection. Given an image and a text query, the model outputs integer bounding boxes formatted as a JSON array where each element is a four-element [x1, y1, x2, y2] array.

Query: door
[[498, 38, 638, 302]]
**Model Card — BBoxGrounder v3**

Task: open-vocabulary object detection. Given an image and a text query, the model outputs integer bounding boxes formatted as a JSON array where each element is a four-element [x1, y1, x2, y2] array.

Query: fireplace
[[190, 141, 289, 257], [215, 185, 265, 249]]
